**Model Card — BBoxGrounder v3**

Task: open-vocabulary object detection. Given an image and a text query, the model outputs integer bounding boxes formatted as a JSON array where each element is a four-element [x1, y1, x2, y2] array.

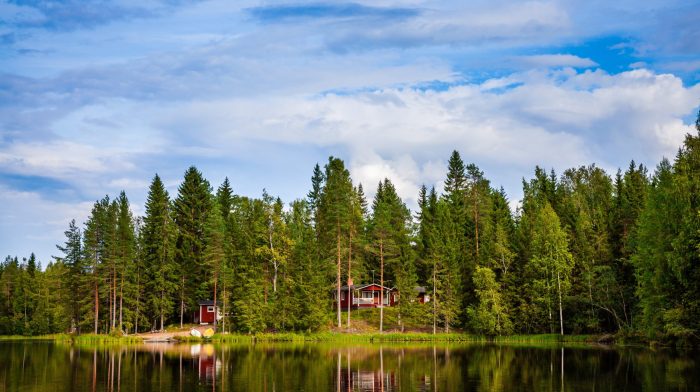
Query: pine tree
[[462, 163, 494, 323], [367, 179, 415, 332], [82, 196, 116, 334], [317, 157, 354, 328], [465, 163, 493, 265], [346, 185, 367, 328]]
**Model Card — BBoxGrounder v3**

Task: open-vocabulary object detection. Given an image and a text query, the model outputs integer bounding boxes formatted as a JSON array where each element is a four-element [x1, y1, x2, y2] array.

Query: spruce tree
[[204, 199, 226, 328], [215, 178, 236, 332], [82, 196, 115, 334], [115, 191, 136, 332], [142, 175, 177, 331], [429, 199, 462, 333], [307, 163, 325, 223], [55, 219, 83, 332], [288, 199, 328, 331], [173, 166, 212, 327]]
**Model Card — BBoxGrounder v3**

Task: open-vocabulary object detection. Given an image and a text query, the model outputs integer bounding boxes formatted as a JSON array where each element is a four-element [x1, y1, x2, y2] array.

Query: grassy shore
[[0, 330, 620, 345], [172, 332, 605, 344], [0, 333, 143, 344]]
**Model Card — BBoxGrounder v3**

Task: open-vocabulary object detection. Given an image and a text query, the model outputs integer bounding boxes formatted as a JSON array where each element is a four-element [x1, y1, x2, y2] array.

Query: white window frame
[[207, 306, 215, 313], [362, 291, 373, 299]]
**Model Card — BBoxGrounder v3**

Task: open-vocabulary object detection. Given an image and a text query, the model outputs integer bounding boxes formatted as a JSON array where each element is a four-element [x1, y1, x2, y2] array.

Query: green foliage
[[173, 166, 213, 325], [633, 120, 700, 340], [142, 174, 178, 331], [317, 157, 355, 328], [467, 267, 512, 336], [528, 202, 574, 335], [8, 117, 700, 343]]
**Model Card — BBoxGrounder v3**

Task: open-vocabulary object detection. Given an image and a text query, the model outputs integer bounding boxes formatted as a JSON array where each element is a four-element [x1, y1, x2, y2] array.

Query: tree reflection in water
[[0, 342, 697, 391]]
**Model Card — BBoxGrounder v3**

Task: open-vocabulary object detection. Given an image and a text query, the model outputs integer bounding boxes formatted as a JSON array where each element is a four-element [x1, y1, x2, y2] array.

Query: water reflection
[[337, 347, 397, 392], [0, 341, 697, 391]]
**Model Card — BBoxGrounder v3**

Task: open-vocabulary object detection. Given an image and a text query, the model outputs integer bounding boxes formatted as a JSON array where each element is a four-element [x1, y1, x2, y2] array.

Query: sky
[[1, 0, 700, 265]]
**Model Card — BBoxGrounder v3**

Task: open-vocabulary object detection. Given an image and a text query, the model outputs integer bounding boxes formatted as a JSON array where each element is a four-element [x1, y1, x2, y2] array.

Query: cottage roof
[[198, 300, 222, 306], [413, 286, 427, 294], [336, 283, 395, 291], [356, 283, 395, 291]]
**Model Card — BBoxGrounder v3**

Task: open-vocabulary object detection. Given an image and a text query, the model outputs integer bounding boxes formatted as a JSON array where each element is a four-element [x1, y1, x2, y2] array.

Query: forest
[[1, 114, 699, 343]]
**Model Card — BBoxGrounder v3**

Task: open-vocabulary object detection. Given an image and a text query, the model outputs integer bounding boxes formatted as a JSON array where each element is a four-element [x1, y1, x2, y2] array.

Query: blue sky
[[1, 0, 700, 264]]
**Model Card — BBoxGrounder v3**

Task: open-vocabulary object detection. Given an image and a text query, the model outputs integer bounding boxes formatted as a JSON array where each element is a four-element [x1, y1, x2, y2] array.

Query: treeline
[[2, 116, 699, 340]]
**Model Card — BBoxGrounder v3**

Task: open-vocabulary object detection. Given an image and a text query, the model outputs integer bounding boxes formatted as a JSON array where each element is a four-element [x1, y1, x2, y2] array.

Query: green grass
[[0, 331, 606, 346], [0, 333, 73, 341], [72, 334, 143, 343], [0, 333, 143, 344], [493, 334, 598, 343], [170, 331, 602, 344]]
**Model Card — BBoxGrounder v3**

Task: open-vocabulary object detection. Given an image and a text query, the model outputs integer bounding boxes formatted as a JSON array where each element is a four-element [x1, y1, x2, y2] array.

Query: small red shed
[[413, 286, 430, 303], [194, 300, 222, 324]]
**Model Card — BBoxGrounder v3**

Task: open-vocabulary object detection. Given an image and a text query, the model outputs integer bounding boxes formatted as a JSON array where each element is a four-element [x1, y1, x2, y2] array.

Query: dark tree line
[[2, 114, 700, 341]]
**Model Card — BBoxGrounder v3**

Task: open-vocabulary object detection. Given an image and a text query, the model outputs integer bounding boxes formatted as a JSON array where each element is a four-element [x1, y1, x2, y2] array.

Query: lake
[[0, 341, 697, 391]]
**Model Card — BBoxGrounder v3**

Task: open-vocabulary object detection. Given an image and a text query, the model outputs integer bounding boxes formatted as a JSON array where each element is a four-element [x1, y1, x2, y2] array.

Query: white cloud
[[0, 186, 93, 265], [0, 141, 129, 178], [55, 67, 695, 211], [2, 0, 700, 260], [518, 54, 598, 68]]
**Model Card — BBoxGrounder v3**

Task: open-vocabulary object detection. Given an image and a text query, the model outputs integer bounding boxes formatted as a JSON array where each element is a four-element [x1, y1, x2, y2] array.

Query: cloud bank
[[1, 0, 699, 264]]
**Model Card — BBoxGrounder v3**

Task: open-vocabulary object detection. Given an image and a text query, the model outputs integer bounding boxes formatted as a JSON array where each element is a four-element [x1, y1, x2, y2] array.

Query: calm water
[[0, 341, 697, 391]]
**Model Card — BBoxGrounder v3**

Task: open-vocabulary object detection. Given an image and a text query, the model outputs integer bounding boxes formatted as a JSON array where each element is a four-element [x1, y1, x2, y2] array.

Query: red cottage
[[194, 300, 222, 324], [334, 283, 398, 309]]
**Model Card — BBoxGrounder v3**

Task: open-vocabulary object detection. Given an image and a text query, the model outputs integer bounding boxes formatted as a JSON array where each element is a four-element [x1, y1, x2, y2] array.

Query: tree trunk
[[336, 223, 342, 328], [474, 193, 479, 259], [433, 260, 437, 335], [222, 278, 227, 334], [113, 265, 117, 331], [108, 273, 113, 331], [119, 273, 124, 332], [347, 228, 352, 329], [94, 279, 99, 334], [180, 275, 185, 329], [160, 289, 166, 331], [213, 272, 218, 329], [557, 270, 564, 336], [269, 224, 277, 293], [379, 239, 384, 333], [135, 266, 140, 334]]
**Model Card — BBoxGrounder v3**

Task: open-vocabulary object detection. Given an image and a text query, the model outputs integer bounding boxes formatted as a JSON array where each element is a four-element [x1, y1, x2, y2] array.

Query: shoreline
[[0, 332, 652, 347]]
